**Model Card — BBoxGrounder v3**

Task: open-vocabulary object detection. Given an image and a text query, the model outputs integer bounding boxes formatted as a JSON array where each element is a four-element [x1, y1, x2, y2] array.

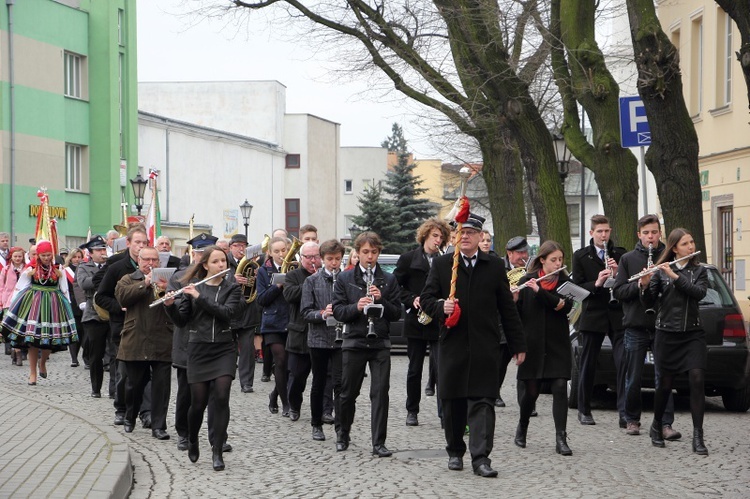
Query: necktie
[[598, 249, 605, 261]]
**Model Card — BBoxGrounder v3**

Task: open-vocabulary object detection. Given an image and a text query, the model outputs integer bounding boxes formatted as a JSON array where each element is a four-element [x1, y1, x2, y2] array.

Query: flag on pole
[[146, 170, 162, 246], [34, 188, 59, 255]]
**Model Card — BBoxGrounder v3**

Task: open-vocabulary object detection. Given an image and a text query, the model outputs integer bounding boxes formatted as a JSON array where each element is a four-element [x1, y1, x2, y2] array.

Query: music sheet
[[556, 281, 591, 302]]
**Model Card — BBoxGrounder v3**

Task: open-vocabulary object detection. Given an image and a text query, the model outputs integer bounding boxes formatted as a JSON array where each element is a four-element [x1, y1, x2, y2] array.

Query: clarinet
[[644, 243, 656, 315], [363, 262, 383, 339], [603, 247, 618, 305], [329, 268, 345, 343]]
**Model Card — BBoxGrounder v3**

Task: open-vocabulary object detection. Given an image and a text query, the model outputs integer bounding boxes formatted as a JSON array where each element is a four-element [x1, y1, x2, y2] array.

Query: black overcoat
[[515, 272, 574, 380], [420, 250, 526, 399], [393, 246, 440, 341], [571, 239, 625, 333]]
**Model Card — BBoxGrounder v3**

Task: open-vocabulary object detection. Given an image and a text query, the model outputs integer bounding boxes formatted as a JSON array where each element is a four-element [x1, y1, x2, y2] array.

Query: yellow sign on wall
[[29, 205, 68, 220]]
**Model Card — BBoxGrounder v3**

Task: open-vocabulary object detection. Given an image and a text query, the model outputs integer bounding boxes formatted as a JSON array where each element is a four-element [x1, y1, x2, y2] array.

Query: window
[[66, 144, 82, 191], [718, 205, 733, 290], [567, 204, 580, 238], [64, 52, 81, 98], [344, 179, 353, 194], [723, 11, 732, 105], [285, 154, 300, 169], [285, 198, 300, 236], [118, 9, 124, 45], [690, 16, 703, 115]]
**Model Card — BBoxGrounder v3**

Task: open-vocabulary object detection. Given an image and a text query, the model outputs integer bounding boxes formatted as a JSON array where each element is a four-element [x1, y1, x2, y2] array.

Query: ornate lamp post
[[130, 173, 148, 216], [239, 199, 253, 238], [552, 132, 572, 184]]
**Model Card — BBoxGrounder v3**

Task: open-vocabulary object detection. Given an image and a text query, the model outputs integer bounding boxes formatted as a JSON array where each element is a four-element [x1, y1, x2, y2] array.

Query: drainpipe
[[7, 0, 16, 244]]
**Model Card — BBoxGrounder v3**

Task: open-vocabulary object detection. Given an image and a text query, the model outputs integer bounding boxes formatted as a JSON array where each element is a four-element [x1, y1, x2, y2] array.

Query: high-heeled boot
[[692, 428, 708, 455], [212, 446, 225, 471], [188, 439, 199, 463], [555, 431, 572, 456], [649, 420, 665, 448], [514, 420, 529, 448]]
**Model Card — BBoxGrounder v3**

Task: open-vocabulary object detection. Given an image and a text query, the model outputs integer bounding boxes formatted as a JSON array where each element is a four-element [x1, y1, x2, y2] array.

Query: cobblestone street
[[1, 352, 749, 498]]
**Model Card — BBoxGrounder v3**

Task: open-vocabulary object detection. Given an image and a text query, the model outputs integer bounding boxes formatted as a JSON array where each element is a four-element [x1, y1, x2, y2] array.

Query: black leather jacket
[[641, 263, 707, 333], [166, 280, 242, 343]]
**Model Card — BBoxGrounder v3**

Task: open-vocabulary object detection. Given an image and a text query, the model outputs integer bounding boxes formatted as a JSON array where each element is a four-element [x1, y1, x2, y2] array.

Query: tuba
[[236, 234, 270, 303], [280, 237, 302, 273]]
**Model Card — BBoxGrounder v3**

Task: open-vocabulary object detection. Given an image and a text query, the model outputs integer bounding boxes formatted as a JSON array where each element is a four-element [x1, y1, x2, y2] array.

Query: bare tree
[[625, 0, 706, 254], [214, 0, 572, 256], [548, 0, 639, 249]]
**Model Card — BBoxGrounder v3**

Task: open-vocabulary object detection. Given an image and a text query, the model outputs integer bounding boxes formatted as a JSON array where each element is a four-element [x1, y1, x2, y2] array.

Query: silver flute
[[150, 268, 233, 307]]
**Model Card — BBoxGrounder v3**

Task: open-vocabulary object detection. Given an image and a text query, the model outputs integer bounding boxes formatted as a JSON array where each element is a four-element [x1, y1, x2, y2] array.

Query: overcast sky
[[136, 0, 439, 157]]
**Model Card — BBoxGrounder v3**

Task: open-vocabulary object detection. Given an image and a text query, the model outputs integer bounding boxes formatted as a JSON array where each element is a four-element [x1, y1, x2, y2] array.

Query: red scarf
[[538, 269, 559, 291]]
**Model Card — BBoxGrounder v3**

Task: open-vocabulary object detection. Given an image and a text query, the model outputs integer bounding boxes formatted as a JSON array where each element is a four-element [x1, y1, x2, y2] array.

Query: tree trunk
[[715, 0, 750, 114], [626, 0, 706, 255], [478, 129, 527, 248], [552, 0, 639, 249]]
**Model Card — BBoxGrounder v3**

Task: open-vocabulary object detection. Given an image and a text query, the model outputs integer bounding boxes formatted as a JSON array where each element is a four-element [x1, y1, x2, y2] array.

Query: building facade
[[657, 0, 749, 318], [0, 0, 138, 248]]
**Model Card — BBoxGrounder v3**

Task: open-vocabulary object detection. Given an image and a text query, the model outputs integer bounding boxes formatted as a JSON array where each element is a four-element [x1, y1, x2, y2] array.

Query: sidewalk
[[0, 383, 132, 498]]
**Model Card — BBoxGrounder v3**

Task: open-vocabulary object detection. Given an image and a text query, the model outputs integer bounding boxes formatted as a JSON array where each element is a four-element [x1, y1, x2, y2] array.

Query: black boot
[[514, 421, 528, 448], [188, 439, 199, 463], [692, 428, 708, 455], [649, 420, 665, 448], [555, 431, 572, 456], [212, 446, 225, 471]]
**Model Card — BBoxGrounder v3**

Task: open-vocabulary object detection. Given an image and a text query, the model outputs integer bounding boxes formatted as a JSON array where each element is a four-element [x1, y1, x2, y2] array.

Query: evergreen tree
[[351, 184, 401, 253], [381, 123, 436, 254]]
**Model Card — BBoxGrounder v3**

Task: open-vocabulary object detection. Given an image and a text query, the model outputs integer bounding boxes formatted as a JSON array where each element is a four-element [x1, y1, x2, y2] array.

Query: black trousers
[[310, 348, 342, 427], [236, 326, 257, 389], [124, 360, 171, 430], [83, 320, 109, 394], [68, 317, 86, 365], [442, 397, 495, 469], [577, 329, 625, 417], [287, 351, 312, 413], [339, 348, 390, 447], [406, 338, 438, 414]]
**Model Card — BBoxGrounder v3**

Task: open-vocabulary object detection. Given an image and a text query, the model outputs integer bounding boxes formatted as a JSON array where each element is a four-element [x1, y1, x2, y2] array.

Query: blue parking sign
[[619, 96, 651, 147]]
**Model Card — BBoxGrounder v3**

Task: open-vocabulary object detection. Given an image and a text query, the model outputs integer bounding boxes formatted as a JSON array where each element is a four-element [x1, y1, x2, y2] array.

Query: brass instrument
[[150, 268, 233, 307], [280, 236, 302, 273], [602, 247, 618, 305], [236, 234, 270, 303], [627, 251, 702, 282], [417, 245, 444, 326], [644, 243, 656, 315], [363, 262, 383, 339], [512, 266, 567, 292]]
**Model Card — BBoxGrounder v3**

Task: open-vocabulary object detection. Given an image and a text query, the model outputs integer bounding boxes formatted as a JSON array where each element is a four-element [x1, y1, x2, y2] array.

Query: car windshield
[[700, 267, 736, 307]]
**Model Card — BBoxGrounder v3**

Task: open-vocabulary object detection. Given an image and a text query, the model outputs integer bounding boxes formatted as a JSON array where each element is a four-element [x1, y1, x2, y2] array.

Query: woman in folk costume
[[1, 240, 79, 385]]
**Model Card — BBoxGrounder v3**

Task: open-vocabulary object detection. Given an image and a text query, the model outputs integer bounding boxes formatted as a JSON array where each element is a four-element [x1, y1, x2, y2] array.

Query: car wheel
[[721, 384, 750, 412], [568, 346, 579, 409]]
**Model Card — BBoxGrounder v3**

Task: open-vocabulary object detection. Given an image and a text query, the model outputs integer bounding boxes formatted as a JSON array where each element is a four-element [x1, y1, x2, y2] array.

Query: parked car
[[568, 264, 750, 412], [376, 254, 407, 350]]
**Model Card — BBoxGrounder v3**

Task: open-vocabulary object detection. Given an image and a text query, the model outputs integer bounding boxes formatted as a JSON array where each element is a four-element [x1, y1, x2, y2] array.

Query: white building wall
[[339, 147, 389, 239], [138, 113, 285, 248], [138, 81, 287, 146]]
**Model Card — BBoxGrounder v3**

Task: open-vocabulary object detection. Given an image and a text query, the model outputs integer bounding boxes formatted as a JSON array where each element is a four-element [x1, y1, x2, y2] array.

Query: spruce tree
[[381, 123, 436, 254], [351, 184, 401, 253]]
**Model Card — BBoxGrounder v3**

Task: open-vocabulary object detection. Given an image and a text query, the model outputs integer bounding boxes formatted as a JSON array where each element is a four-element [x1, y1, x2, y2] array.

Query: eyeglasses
[[300, 254, 320, 260]]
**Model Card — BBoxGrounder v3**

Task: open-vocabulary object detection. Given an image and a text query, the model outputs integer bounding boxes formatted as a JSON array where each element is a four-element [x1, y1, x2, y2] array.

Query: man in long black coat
[[420, 213, 527, 478]]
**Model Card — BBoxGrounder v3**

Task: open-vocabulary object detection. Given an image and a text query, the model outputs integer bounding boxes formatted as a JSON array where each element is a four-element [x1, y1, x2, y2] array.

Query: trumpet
[[627, 251, 701, 282], [363, 262, 383, 339], [150, 268, 233, 308], [512, 266, 567, 292]]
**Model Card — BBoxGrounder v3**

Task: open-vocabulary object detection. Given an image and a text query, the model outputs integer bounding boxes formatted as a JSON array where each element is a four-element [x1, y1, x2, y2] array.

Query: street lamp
[[239, 199, 253, 238], [552, 132, 571, 185], [130, 173, 148, 216], [349, 223, 362, 240]]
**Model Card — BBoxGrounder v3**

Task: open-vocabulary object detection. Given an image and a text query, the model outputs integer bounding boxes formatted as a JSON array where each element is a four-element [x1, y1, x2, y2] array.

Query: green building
[[0, 0, 138, 249]]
